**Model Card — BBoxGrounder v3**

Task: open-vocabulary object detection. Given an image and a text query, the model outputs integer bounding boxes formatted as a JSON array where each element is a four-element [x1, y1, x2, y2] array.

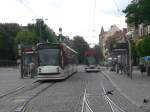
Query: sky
[[0, 0, 132, 44]]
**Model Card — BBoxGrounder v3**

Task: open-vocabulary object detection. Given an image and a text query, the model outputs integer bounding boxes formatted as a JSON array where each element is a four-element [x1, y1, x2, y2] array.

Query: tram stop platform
[[0, 66, 36, 96]]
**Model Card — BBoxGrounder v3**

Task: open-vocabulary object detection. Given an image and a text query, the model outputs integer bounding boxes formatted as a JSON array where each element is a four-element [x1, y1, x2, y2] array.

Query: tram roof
[[36, 42, 78, 54]]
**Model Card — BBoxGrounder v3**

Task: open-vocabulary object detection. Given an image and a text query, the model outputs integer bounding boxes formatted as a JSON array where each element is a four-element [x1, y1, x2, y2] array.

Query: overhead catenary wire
[[18, 0, 39, 17], [93, 0, 96, 28], [112, 0, 124, 16], [91, 0, 96, 39]]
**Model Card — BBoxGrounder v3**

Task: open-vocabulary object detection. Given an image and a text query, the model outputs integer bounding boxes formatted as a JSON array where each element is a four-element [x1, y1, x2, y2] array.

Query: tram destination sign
[[37, 43, 59, 49]]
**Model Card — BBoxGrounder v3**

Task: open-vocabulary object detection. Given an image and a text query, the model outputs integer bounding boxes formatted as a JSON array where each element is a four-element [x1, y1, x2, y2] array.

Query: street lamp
[[126, 31, 133, 79]]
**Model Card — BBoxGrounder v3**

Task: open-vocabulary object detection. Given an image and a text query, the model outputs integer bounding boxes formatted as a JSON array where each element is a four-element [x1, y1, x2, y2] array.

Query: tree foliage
[[105, 36, 117, 53], [31, 19, 57, 43], [15, 29, 38, 46], [93, 45, 104, 62], [72, 36, 89, 63], [123, 0, 150, 26], [0, 23, 20, 60], [135, 36, 150, 57]]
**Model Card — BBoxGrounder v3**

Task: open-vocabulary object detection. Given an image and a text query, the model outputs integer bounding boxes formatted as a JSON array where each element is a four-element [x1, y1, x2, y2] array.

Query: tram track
[[13, 82, 55, 112], [81, 71, 131, 112], [0, 81, 55, 112], [0, 81, 39, 99], [101, 71, 142, 112], [101, 81, 127, 112], [82, 82, 127, 112]]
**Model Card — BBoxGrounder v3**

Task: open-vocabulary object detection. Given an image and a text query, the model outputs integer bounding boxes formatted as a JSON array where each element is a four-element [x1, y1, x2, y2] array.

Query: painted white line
[[102, 71, 141, 107]]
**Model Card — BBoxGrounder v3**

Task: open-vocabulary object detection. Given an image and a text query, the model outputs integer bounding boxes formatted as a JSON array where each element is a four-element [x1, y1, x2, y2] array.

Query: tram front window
[[39, 49, 59, 66], [86, 56, 96, 65]]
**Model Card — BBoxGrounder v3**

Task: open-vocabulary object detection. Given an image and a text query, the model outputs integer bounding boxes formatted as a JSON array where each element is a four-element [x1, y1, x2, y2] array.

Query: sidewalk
[[103, 69, 150, 110], [0, 67, 36, 95]]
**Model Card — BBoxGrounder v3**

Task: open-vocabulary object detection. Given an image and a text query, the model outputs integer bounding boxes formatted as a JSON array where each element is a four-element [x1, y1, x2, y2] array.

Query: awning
[[143, 56, 150, 61]]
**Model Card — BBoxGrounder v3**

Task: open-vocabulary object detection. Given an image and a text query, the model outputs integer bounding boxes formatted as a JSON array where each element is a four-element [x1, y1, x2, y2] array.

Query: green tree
[[135, 36, 150, 57], [123, 0, 141, 28], [44, 27, 57, 42], [15, 29, 38, 46], [28, 19, 57, 43], [131, 41, 139, 65], [123, 0, 150, 26], [135, 36, 150, 76], [141, 36, 150, 56], [72, 36, 89, 64], [138, 0, 150, 24], [0, 23, 20, 60], [93, 45, 104, 63]]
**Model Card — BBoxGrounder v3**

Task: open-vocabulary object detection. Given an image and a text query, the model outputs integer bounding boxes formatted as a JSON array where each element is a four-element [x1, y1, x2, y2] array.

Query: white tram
[[36, 43, 78, 80]]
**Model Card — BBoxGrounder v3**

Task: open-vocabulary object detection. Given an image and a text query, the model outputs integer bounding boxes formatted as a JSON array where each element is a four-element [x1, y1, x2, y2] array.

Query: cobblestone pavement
[[25, 69, 112, 112], [102, 73, 143, 112], [103, 69, 150, 112], [0, 67, 36, 95], [0, 66, 144, 112], [25, 66, 142, 112]]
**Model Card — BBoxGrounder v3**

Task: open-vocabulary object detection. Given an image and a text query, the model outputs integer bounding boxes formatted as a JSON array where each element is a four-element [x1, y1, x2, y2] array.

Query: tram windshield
[[85, 56, 96, 65], [38, 49, 59, 66]]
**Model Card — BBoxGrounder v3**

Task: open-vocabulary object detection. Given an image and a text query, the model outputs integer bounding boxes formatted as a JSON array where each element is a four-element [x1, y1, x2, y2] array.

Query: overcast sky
[[0, 0, 132, 44]]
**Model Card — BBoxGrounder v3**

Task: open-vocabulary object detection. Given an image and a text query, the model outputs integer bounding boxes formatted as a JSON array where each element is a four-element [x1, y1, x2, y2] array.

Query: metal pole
[[128, 40, 132, 79], [39, 20, 42, 42], [20, 46, 24, 79]]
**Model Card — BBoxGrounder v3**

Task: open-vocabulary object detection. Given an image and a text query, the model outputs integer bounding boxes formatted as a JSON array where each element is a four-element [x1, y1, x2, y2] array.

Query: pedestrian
[[140, 64, 145, 75], [119, 63, 123, 74], [116, 62, 119, 74], [28, 61, 35, 78]]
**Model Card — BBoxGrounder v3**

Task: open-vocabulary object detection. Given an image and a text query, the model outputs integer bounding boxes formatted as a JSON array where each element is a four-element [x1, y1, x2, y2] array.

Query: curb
[[102, 71, 141, 107]]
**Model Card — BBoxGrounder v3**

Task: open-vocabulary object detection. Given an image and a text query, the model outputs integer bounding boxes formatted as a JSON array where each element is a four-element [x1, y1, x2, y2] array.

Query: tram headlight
[[57, 67, 60, 73], [39, 68, 42, 73]]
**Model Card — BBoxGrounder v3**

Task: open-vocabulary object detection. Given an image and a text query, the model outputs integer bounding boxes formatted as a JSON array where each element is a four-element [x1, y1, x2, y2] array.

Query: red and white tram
[[36, 43, 78, 80]]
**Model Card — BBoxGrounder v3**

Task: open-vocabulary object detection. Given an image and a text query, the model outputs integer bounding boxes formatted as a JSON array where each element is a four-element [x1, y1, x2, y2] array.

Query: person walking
[[140, 64, 145, 75]]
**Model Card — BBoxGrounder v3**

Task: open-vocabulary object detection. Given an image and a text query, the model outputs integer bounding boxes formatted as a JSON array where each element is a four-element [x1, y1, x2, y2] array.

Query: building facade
[[99, 24, 122, 59]]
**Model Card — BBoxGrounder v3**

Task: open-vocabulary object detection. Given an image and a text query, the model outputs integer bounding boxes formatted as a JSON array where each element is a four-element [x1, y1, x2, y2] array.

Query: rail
[[101, 82, 127, 112], [81, 89, 94, 112], [13, 83, 55, 112]]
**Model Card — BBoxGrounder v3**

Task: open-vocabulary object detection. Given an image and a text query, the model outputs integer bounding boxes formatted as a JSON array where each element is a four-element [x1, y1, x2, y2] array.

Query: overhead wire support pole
[[126, 31, 133, 79], [128, 39, 132, 79]]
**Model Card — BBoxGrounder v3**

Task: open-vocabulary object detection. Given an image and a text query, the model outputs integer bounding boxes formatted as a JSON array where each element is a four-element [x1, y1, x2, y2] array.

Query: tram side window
[[68, 52, 75, 64], [64, 54, 68, 66], [63, 51, 77, 66]]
